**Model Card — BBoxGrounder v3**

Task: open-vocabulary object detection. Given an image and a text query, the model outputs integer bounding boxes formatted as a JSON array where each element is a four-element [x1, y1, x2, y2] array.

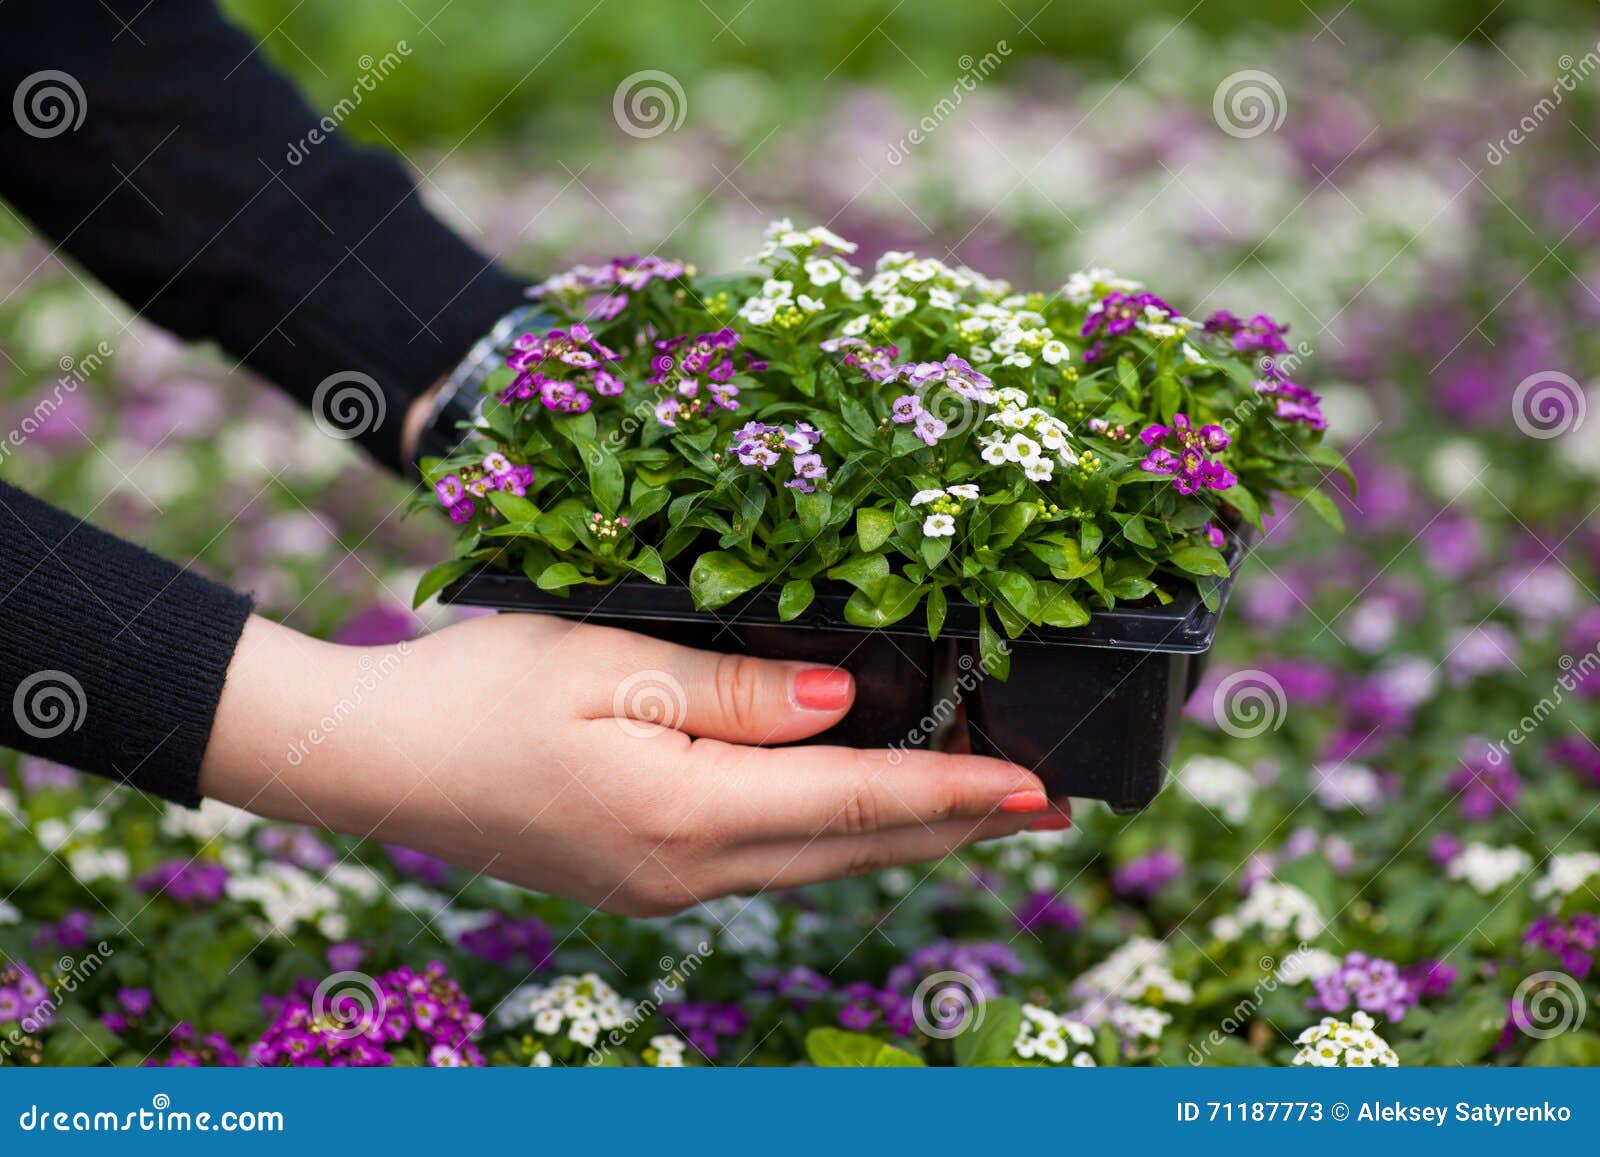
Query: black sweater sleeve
[[0, 482, 253, 806], [0, 0, 527, 471], [0, 0, 528, 803]]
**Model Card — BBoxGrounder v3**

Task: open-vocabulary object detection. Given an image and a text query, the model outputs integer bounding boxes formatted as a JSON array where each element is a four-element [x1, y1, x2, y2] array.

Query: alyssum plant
[[415, 221, 1348, 677]]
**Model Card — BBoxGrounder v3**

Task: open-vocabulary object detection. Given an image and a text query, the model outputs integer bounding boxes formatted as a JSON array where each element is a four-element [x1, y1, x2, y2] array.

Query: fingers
[[685, 740, 1054, 842], [577, 625, 855, 745], [714, 804, 1072, 894]]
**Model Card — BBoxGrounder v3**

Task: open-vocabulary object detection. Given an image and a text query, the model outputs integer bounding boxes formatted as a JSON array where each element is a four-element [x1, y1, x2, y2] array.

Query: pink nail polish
[[1026, 813, 1073, 831], [794, 668, 852, 711], [998, 790, 1049, 814]]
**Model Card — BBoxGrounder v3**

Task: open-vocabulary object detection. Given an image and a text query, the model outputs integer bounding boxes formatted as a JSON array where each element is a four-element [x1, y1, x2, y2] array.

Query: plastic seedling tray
[[440, 545, 1243, 812]]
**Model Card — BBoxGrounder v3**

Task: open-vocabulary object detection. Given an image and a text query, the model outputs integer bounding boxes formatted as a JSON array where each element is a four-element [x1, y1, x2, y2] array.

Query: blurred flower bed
[[2, 22, 1598, 1066]]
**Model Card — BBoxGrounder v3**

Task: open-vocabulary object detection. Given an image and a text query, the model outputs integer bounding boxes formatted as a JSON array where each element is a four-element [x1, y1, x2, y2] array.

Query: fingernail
[[794, 667, 852, 711], [998, 790, 1049, 814], [1026, 812, 1073, 831]]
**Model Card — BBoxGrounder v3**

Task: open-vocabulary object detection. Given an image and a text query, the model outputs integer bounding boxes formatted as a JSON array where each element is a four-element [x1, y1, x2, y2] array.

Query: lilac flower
[[1138, 413, 1236, 495], [134, 860, 228, 906], [1549, 735, 1600, 787], [727, 422, 830, 494], [834, 983, 915, 1037], [912, 411, 948, 446], [529, 254, 688, 321], [890, 394, 922, 423], [1306, 952, 1418, 1022], [1112, 850, 1184, 900], [326, 943, 365, 973], [822, 338, 901, 383], [500, 325, 621, 413], [433, 474, 477, 525], [383, 844, 452, 887], [900, 353, 993, 401], [887, 940, 1024, 999], [1445, 623, 1520, 683], [1401, 961, 1457, 1000], [30, 909, 91, 952], [1204, 309, 1291, 356]]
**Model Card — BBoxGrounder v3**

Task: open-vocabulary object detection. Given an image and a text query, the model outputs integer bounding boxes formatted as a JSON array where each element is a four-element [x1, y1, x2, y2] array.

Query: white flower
[[567, 1019, 600, 1048], [34, 817, 71, 852], [911, 489, 946, 506], [804, 258, 842, 286], [922, 513, 957, 538], [1292, 1013, 1399, 1067], [0, 900, 19, 926], [1041, 339, 1070, 365], [1311, 762, 1384, 812], [1532, 852, 1600, 901], [67, 847, 130, 883], [1448, 843, 1533, 894], [1013, 1003, 1096, 1067], [1022, 457, 1054, 482], [1070, 938, 1194, 1012], [1213, 880, 1325, 943], [1177, 755, 1256, 824], [978, 436, 1009, 465], [881, 294, 917, 319], [529, 1049, 553, 1067], [1277, 947, 1342, 985], [1003, 434, 1041, 463], [840, 314, 871, 336], [946, 484, 980, 500]]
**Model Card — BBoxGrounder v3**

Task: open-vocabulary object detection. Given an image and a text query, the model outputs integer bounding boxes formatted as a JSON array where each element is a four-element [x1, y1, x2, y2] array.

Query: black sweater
[[0, 0, 526, 803]]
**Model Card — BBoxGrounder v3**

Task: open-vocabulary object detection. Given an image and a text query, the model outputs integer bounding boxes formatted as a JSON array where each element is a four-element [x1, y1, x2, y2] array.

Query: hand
[[199, 613, 1068, 915]]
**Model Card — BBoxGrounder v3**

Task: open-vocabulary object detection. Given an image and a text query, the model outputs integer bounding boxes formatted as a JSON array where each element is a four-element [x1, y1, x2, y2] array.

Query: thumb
[[602, 635, 855, 745]]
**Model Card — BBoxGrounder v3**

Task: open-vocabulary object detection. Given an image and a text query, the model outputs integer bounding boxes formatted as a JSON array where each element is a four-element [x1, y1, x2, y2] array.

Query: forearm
[[0, 0, 526, 471]]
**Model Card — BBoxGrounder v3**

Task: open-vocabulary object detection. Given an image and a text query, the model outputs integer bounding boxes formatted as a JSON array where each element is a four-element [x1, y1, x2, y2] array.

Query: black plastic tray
[[440, 552, 1241, 811]]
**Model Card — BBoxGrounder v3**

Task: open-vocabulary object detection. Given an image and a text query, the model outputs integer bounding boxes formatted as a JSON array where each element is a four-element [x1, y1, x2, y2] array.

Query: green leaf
[[1153, 372, 1181, 423], [42, 1006, 120, 1066], [689, 551, 766, 609], [585, 443, 626, 516], [1218, 484, 1262, 529], [827, 553, 890, 591], [994, 571, 1040, 620], [779, 579, 815, 621], [978, 611, 1010, 680], [1079, 520, 1103, 558], [1036, 583, 1090, 629], [953, 998, 1023, 1067], [1116, 356, 1141, 403], [796, 490, 832, 540], [486, 489, 539, 523], [1168, 545, 1230, 577], [844, 575, 922, 628], [536, 562, 586, 592], [925, 585, 948, 640], [413, 558, 474, 608], [1298, 486, 1346, 532], [920, 535, 952, 570], [627, 546, 667, 584], [805, 1028, 926, 1068], [1118, 512, 1157, 548], [856, 507, 895, 552]]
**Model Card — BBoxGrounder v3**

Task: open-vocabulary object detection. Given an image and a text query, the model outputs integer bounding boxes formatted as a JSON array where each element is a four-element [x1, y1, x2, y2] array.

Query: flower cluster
[[651, 327, 756, 426], [1210, 881, 1325, 944], [529, 254, 689, 320], [660, 1001, 748, 1059], [1139, 413, 1236, 495], [1112, 849, 1184, 900], [0, 960, 50, 1027], [499, 323, 623, 413], [252, 963, 485, 1067], [727, 421, 828, 493], [457, 913, 554, 970], [1080, 290, 1181, 362], [1445, 842, 1533, 894], [1013, 1004, 1096, 1065], [1523, 914, 1599, 979], [1305, 952, 1418, 1022], [133, 859, 228, 906], [496, 973, 635, 1057], [978, 390, 1077, 482], [1292, 1011, 1400, 1067], [1204, 310, 1291, 358], [1253, 374, 1327, 429], [433, 449, 536, 524], [910, 484, 979, 538]]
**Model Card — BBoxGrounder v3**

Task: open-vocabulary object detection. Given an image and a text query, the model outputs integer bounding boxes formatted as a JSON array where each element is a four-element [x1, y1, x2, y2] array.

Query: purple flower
[[727, 422, 830, 493], [1112, 849, 1184, 900], [134, 861, 229, 906], [661, 1001, 748, 1059], [1204, 309, 1291, 357], [1447, 737, 1523, 820], [1524, 915, 1600, 979], [327, 943, 365, 973], [1139, 413, 1236, 495], [457, 914, 553, 971], [1251, 376, 1326, 429], [383, 844, 452, 887], [1015, 891, 1085, 933], [1306, 952, 1418, 1022], [0, 961, 52, 1028], [823, 339, 901, 383], [912, 411, 948, 446], [1082, 291, 1175, 340], [890, 394, 923, 423], [900, 354, 993, 401]]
